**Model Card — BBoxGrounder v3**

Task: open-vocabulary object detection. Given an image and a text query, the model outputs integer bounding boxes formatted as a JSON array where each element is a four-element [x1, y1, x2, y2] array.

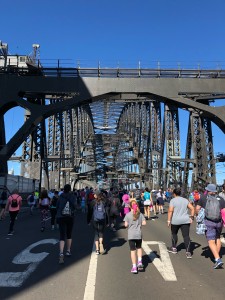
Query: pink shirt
[[8, 194, 22, 212]]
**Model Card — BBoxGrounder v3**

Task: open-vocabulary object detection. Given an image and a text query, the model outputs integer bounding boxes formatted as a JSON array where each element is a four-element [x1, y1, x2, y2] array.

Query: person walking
[[124, 199, 146, 273], [4, 189, 22, 235], [92, 190, 107, 255], [151, 190, 158, 218], [196, 183, 225, 269], [56, 184, 76, 264], [50, 191, 59, 230], [122, 192, 130, 217], [167, 187, 195, 258], [0, 186, 8, 220], [27, 192, 36, 215], [142, 187, 151, 220], [109, 191, 121, 231], [156, 189, 164, 214], [39, 189, 50, 232]]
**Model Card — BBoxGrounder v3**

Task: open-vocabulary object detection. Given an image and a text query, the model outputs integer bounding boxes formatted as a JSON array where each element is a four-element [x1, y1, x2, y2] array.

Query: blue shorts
[[204, 219, 223, 241]]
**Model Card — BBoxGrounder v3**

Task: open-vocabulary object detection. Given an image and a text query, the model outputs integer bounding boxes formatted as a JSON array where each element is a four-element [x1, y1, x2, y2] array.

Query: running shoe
[[59, 254, 64, 264], [7, 231, 14, 236], [137, 262, 144, 270], [186, 252, 192, 259], [167, 247, 178, 254], [213, 259, 224, 269], [96, 250, 100, 255], [131, 266, 138, 274], [65, 251, 71, 257]]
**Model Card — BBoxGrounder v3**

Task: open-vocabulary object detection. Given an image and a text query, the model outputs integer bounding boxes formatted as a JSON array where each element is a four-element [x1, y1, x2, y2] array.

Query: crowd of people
[[0, 183, 225, 271]]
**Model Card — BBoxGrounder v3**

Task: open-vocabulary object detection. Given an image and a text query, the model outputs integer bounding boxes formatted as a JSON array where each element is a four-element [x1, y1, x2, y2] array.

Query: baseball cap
[[205, 183, 217, 193]]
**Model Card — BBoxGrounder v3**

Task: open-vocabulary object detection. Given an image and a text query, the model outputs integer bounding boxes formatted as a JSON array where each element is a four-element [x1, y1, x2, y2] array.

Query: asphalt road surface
[[0, 204, 225, 300]]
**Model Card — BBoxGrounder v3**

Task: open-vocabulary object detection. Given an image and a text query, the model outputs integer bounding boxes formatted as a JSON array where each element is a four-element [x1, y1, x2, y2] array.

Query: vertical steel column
[[0, 112, 7, 174], [164, 104, 182, 188]]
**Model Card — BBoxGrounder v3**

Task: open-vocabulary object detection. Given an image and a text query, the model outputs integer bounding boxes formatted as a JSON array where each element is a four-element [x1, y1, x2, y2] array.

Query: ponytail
[[130, 200, 140, 221]]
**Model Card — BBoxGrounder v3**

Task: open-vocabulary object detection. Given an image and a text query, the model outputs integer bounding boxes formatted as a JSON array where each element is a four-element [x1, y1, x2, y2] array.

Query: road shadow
[[104, 237, 127, 253], [201, 245, 225, 263], [176, 241, 201, 254]]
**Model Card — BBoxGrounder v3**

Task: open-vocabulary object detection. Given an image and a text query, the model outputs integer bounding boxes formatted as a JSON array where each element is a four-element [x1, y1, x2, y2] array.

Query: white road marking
[[0, 239, 58, 287], [83, 241, 98, 300], [142, 241, 177, 281]]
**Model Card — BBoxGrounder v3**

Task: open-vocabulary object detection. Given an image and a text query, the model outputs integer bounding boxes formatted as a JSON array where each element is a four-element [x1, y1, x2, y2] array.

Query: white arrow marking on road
[[0, 239, 58, 287], [142, 241, 177, 281]]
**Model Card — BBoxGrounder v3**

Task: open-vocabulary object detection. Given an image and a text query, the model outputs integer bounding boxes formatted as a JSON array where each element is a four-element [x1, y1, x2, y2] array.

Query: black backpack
[[11, 195, 20, 208]]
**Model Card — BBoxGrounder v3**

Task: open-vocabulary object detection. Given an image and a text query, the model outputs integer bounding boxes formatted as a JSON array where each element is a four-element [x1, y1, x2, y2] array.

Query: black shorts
[[129, 239, 142, 251]]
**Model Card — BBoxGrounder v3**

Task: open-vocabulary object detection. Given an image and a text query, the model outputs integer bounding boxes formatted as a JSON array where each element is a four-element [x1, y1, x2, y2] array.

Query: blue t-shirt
[[143, 191, 150, 200]]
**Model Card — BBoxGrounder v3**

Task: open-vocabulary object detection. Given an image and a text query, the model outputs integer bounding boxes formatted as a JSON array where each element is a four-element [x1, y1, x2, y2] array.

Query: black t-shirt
[[198, 194, 225, 209]]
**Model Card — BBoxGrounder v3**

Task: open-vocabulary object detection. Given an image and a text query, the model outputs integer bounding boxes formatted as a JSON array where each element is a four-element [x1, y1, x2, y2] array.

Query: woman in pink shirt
[[4, 189, 22, 235]]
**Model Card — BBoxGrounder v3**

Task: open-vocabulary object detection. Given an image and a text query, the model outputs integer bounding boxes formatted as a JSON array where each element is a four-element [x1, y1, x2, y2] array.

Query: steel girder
[[190, 111, 216, 188], [1, 68, 225, 190], [164, 104, 182, 188]]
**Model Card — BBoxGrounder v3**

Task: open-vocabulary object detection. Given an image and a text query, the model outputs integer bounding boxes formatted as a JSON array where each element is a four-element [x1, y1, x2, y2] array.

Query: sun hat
[[205, 183, 217, 193]]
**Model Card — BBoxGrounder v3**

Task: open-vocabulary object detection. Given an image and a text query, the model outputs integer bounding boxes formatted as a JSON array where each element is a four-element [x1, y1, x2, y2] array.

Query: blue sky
[[1, 0, 225, 183]]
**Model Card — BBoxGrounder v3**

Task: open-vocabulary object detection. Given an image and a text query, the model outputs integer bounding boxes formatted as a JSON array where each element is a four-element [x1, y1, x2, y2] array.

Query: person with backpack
[[167, 187, 195, 259], [124, 199, 146, 273], [131, 184, 142, 208], [91, 190, 107, 255], [0, 186, 8, 220], [4, 189, 22, 235], [109, 191, 121, 231], [56, 184, 76, 264], [50, 190, 59, 230], [192, 189, 201, 206], [196, 183, 225, 269]]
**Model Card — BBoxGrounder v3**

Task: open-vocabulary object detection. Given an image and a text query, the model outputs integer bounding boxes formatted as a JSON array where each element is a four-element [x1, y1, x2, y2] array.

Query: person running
[[109, 191, 121, 231], [39, 189, 50, 232], [196, 183, 225, 269], [124, 199, 146, 273], [0, 186, 8, 220], [56, 184, 76, 264], [50, 191, 59, 230], [142, 187, 151, 220], [92, 190, 107, 255], [4, 189, 22, 235], [167, 187, 195, 258]]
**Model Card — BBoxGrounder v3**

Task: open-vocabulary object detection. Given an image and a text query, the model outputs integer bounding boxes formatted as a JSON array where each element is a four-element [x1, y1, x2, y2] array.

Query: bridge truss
[[1, 57, 225, 193]]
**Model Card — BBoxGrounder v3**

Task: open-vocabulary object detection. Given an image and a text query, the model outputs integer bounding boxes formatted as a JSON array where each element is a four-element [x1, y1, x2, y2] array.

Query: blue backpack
[[93, 201, 105, 221]]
